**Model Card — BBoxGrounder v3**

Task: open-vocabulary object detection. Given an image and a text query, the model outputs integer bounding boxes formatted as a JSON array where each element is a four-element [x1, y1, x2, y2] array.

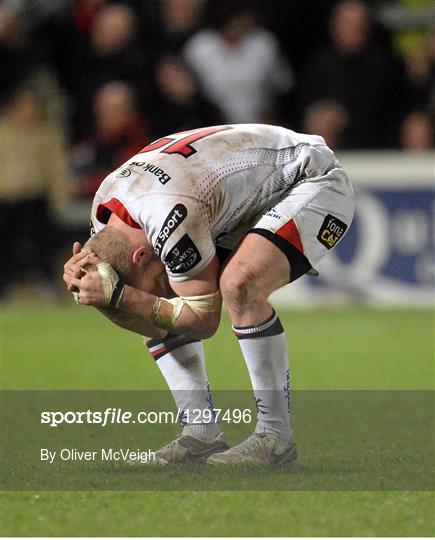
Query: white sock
[[233, 310, 292, 442], [146, 334, 220, 441]]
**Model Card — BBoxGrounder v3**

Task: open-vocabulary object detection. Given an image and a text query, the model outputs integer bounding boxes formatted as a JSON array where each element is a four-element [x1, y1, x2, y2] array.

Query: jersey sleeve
[[138, 196, 216, 282]]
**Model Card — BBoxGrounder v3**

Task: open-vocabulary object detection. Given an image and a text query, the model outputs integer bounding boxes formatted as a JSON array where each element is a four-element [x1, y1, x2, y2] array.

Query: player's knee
[[220, 265, 263, 308]]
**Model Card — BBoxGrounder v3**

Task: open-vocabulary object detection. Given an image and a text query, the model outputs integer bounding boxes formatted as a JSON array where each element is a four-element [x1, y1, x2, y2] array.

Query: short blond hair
[[83, 227, 132, 282]]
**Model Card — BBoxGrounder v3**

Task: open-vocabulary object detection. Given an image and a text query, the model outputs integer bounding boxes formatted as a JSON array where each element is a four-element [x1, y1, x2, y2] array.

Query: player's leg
[[209, 169, 354, 465], [214, 233, 307, 464], [115, 250, 228, 464], [135, 334, 228, 464]]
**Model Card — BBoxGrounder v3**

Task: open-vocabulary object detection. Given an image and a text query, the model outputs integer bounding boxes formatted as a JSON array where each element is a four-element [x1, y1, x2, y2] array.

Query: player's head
[[83, 227, 134, 282], [83, 216, 166, 294]]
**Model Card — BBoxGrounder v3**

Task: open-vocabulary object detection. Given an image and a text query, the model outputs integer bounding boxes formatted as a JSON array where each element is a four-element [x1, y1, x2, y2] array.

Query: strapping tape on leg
[[151, 290, 221, 331]]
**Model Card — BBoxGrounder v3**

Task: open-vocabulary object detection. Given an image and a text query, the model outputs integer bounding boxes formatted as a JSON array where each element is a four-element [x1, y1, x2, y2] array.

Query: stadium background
[[1, 0, 434, 536]]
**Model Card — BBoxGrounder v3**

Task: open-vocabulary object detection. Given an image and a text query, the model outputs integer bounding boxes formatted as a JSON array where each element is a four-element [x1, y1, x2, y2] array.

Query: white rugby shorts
[[252, 165, 355, 276]]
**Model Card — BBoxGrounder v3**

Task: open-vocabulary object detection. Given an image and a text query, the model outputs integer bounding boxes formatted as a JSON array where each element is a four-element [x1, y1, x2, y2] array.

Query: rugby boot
[[206, 431, 297, 465], [129, 432, 229, 465]]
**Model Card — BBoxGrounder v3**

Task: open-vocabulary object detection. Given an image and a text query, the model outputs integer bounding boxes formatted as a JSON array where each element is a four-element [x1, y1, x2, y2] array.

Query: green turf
[[1, 304, 433, 536], [1, 305, 433, 390], [1, 491, 433, 536]]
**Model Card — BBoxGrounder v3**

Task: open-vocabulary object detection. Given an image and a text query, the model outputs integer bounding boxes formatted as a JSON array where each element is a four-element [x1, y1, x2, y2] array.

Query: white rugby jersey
[[91, 124, 339, 281]]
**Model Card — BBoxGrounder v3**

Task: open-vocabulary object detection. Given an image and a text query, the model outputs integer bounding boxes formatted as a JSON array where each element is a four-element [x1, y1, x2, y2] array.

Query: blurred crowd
[[0, 0, 434, 298]]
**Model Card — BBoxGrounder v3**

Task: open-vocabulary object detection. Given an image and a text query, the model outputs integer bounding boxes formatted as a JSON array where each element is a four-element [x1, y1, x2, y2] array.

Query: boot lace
[[227, 432, 271, 457]]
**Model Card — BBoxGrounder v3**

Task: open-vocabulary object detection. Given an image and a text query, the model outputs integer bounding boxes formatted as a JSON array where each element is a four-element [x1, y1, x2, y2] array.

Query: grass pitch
[[1, 304, 433, 536]]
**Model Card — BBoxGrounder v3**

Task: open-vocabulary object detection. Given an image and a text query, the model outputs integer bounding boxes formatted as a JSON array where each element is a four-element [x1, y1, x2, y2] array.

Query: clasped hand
[[63, 242, 105, 306]]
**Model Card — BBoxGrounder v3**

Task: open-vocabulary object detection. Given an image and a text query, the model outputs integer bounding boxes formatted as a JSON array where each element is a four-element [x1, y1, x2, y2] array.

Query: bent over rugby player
[[63, 124, 355, 465]]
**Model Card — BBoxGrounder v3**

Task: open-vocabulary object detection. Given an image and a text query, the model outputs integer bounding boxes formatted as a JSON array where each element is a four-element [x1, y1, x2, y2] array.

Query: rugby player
[[63, 124, 354, 465]]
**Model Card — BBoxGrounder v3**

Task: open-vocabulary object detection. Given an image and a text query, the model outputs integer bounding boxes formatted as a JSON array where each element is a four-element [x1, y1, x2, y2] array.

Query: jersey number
[[139, 126, 231, 158]]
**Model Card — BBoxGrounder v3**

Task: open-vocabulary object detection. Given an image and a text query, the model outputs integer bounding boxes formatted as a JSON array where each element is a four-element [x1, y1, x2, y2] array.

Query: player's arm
[[66, 250, 221, 339], [96, 307, 167, 339], [118, 198, 222, 339], [63, 243, 166, 338], [118, 256, 221, 340]]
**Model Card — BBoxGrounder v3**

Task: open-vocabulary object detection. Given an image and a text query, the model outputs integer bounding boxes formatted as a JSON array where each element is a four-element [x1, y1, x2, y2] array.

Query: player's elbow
[[198, 321, 219, 340], [188, 312, 220, 340]]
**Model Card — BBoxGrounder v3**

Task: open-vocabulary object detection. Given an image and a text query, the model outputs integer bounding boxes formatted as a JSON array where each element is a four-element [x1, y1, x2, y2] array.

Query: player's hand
[[67, 269, 107, 307], [63, 242, 99, 292]]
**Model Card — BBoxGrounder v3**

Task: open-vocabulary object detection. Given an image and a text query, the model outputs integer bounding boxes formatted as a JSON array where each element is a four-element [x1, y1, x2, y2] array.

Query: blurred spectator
[[41, 0, 107, 95], [184, 2, 293, 123], [71, 81, 149, 197], [403, 32, 435, 113], [298, 0, 407, 148], [92, 2, 134, 55], [160, 0, 205, 51], [400, 110, 434, 151], [150, 54, 223, 136], [254, 0, 337, 77], [70, 3, 148, 141], [0, 87, 72, 298], [303, 100, 349, 149], [0, 3, 32, 105], [131, 0, 205, 59]]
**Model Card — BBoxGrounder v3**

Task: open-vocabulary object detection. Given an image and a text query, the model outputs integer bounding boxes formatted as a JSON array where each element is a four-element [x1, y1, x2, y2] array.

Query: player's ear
[[131, 246, 147, 265]]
